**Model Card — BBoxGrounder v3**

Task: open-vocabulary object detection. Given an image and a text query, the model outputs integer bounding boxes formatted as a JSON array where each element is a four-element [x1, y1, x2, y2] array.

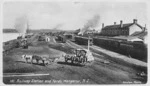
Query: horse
[[22, 54, 49, 65], [22, 54, 33, 63], [32, 55, 47, 64]]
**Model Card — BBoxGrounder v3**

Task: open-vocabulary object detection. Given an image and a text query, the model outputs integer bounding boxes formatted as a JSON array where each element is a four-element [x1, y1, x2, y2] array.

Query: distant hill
[[3, 28, 75, 33], [29, 29, 75, 33], [3, 29, 18, 33], [29, 29, 62, 33]]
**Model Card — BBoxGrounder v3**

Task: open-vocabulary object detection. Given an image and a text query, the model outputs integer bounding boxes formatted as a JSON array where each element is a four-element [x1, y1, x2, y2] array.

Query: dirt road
[[3, 35, 147, 84]]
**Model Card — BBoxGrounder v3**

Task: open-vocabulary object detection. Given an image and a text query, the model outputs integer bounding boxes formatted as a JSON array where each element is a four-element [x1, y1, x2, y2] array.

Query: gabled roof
[[102, 23, 143, 30]]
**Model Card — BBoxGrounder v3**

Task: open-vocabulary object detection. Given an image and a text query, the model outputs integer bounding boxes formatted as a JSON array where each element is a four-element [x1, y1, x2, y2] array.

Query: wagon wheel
[[84, 56, 87, 63], [85, 57, 87, 62], [82, 58, 87, 65], [78, 57, 82, 63], [71, 56, 74, 64], [81, 58, 86, 66], [80, 56, 85, 63], [80, 58, 83, 63], [77, 57, 81, 63], [82, 58, 85, 63], [65, 57, 68, 63]]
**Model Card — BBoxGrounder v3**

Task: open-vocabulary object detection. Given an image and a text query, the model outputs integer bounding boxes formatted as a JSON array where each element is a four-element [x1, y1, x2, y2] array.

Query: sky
[[3, 1, 147, 31]]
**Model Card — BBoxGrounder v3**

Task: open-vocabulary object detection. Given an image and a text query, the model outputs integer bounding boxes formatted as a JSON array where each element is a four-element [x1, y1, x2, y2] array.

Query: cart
[[64, 49, 88, 65]]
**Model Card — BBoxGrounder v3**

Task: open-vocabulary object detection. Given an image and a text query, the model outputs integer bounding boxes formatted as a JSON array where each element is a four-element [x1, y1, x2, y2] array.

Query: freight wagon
[[74, 36, 93, 45], [93, 37, 147, 62], [56, 35, 66, 43], [93, 37, 121, 49], [64, 34, 75, 41]]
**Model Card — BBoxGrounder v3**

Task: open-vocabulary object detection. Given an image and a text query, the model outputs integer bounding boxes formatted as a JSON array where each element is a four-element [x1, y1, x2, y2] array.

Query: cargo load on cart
[[63, 49, 94, 65]]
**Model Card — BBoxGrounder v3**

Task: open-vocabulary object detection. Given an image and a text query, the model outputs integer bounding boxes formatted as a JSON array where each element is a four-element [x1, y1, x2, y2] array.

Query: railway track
[[3, 36, 147, 84], [66, 40, 147, 67]]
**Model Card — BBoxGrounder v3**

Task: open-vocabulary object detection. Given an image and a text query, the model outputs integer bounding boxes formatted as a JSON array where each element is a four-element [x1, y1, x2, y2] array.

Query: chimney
[[102, 23, 104, 28], [120, 20, 123, 28], [133, 19, 137, 24], [114, 22, 116, 25]]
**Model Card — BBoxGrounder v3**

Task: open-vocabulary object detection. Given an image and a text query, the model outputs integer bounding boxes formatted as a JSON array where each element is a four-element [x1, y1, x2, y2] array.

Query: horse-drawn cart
[[64, 49, 88, 65]]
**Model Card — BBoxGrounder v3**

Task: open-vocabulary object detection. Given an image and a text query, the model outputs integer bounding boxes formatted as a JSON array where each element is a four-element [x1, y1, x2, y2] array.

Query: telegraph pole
[[87, 32, 92, 51], [88, 36, 90, 51]]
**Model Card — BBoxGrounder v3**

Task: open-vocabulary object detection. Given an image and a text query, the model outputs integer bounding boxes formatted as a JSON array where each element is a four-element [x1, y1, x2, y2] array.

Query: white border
[[0, 0, 149, 86]]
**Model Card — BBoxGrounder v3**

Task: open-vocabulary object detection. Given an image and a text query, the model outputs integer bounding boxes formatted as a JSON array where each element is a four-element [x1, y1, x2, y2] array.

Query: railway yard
[[3, 33, 147, 84]]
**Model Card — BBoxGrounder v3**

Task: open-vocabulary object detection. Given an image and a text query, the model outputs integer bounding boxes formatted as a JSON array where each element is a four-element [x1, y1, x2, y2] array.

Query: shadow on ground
[[15, 61, 47, 66], [57, 61, 85, 67]]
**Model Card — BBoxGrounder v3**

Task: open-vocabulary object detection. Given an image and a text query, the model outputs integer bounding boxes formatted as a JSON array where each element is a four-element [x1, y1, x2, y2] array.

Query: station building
[[100, 19, 144, 36]]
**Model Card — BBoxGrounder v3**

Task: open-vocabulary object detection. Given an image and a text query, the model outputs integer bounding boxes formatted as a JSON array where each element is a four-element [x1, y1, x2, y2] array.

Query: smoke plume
[[79, 15, 100, 34], [52, 24, 63, 30], [14, 15, 28, 35]]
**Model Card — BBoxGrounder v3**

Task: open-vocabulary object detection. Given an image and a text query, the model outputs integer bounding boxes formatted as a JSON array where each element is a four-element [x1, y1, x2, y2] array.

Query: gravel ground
[[3, 35, 147, 84]]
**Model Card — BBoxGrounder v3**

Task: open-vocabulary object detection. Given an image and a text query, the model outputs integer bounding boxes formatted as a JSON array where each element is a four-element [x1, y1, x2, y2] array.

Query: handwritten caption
[[10, 79, 89, 84]]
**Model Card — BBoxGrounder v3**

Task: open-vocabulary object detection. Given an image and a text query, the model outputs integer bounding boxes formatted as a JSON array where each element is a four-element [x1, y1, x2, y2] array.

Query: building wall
[[101, 28, 129, 36], [143, 35, 148, 45], [129, 24, 142, 35], [119, 28, 129, 36], [101, 24, 142, 36], [45, 36, 50, 42]]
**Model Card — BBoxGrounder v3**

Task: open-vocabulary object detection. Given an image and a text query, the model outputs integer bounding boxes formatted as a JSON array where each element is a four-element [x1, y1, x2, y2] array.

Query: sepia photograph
[[2, 0, 148, 84]]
